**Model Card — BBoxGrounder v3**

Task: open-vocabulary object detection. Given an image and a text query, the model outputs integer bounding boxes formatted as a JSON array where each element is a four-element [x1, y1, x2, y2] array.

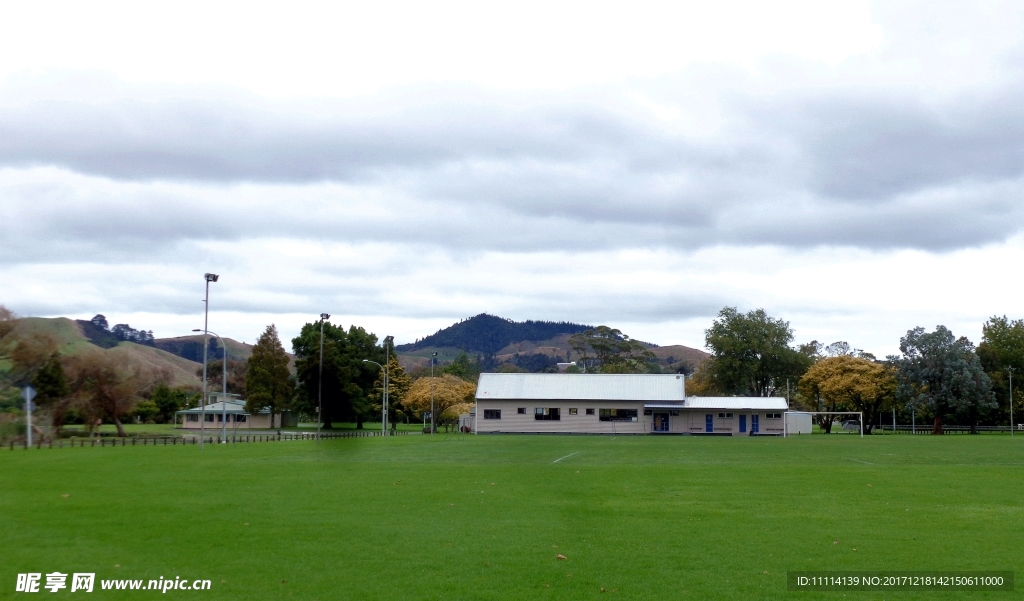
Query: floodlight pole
[[200, 273, 219, 449], [318, 313, 330, 445], [384, 336, 393, 437], [363, 359, 385, 436], [195, 329, 227, 443], [430, 351, 437, 436]]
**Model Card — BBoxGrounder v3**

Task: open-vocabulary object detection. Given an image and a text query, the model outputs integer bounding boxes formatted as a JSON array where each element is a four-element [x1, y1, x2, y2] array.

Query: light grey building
[[473, 373, 788, 435]]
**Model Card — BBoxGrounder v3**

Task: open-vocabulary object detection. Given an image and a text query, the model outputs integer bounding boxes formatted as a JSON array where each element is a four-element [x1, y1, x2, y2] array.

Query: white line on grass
[[552, 452, 579, 463], [849, 458, 873, 465]]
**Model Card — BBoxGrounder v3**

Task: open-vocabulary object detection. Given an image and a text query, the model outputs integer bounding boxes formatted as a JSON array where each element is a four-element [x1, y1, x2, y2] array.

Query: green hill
[[396, 314, 591, 354], [4, 317, 203, 389], [396, 315, 708, 373]]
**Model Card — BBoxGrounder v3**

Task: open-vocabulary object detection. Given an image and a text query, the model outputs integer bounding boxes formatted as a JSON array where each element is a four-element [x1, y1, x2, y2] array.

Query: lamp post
[[318, 313, 330, 444], [199, 273, 219, 449], [383, 336, 393, 436], [193, 328, 227, 443], [430, 351, 437, 436], [363, 359, 386, 436]]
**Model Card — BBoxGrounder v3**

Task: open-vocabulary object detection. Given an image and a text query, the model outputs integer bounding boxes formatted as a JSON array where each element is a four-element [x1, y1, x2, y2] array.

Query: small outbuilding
[[474, 373, 788, 435], [176, 393, 297, 430]]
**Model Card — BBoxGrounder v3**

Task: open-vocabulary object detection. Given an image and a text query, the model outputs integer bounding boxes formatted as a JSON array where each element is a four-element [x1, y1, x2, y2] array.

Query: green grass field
[[2, 434, 1023, 600]]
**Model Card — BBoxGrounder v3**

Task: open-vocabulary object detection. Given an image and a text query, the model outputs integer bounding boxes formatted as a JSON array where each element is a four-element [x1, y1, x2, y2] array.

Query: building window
[[670, 410, 680, 416], [484, 409, 501, 420], [205, 414, 214, 422], [569, 408, 578, 415], [766, 413, 782, 419], [517, 408, 526, 414], [586, 408, 595, 415], [535, 408, 560, 421], [717, 412, 734, 418], [643, 409, 653, 416], [187, 414, 198, 422], [599, 409, 638, 422]]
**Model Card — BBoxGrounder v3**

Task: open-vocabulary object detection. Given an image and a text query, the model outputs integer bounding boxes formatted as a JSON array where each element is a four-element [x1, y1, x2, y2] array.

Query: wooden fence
[[6, 430, 412, 450]]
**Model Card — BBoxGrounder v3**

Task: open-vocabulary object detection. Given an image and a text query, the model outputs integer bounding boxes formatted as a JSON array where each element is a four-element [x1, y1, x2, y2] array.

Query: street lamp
[[363, 359, 386, 436], [193, 328, 227, 443], [318, 313, 330, 444], [199, 273, 219, 449], [430, 351, 437, 436], [383, 336, 393, 436]]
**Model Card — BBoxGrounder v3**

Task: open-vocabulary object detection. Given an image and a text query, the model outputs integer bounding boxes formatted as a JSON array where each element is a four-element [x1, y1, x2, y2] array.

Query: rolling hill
[[396, 314, 708, 373], [4, 317, 205, 389]]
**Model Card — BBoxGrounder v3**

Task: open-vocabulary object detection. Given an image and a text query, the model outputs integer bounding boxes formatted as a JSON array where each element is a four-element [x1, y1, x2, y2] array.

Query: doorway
[[653, 412, 669, 432], [739, 414, 747, 433]]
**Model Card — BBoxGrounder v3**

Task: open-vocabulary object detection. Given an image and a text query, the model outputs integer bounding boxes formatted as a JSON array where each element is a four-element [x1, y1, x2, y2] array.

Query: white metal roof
[[476, 373, 686, 401], [682, 396, 789, 410], [176, 400, 272, 415]]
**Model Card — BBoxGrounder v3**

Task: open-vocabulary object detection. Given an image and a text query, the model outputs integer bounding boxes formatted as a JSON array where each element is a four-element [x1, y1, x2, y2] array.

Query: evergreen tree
[[245, 325, 293, 429], [896, 325, 996, 434]]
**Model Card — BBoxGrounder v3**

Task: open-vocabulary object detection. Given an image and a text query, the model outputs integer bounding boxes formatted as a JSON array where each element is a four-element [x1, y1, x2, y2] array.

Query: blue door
[[739, 414, 747, 433], [751, 414, 759, 433], [705, 414, 713, 432]]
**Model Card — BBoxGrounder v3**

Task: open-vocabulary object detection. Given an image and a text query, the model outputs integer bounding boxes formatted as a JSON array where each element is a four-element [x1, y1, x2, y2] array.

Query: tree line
[[689, 307, 1020, 434], [0, 309, 478, 440]]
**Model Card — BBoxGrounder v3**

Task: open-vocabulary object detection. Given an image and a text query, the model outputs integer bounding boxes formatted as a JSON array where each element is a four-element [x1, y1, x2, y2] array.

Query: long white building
[[473, 373, 788, 435]]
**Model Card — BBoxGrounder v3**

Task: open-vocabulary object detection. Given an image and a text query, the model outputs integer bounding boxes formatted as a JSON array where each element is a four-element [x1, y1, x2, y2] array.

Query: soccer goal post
[[784, 411, 863, 437]]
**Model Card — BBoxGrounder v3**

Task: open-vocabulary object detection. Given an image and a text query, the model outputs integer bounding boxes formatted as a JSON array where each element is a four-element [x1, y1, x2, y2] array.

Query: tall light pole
[[363, 359, 385, 436], [383, 336, 393, 437], [318, 313, 330, 444], [200, 273, 219, 449], [193, 329, 227, 443], [430, 351, 437, 436]]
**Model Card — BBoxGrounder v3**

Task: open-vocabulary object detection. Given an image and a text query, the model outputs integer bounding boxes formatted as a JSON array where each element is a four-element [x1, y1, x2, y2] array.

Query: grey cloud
[[764, 92, 1024, 200], [2, 80, 1024, 256]]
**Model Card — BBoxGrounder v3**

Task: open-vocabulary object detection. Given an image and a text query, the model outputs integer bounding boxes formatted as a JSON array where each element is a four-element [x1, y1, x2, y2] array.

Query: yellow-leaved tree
[[799, 355, 895, 434], [404, 375, 476, 432]]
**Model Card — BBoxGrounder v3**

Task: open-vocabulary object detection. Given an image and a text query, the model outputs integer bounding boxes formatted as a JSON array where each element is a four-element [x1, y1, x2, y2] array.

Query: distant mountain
[[395, 313, 709, 374], [396, 314, 592, 354]]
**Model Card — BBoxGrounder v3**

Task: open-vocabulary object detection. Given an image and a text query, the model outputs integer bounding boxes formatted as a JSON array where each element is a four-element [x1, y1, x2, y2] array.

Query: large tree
[[976, 315, 1024, 426], [569, 326, 656, 373], [404, 374, 476, 432], [799, 355, 895, 433], [67, 352, 169, 436], [704, 307, 813, 397], [245, 325, 293, 428], [372, 354, 413, 431], [32, 354, 72, 435], [895, 326, 996, 434], [293, 321, 383, 429]]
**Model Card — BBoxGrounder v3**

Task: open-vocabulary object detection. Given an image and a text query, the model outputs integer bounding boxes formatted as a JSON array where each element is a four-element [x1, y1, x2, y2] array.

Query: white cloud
[[1, 0, 1023, 357]]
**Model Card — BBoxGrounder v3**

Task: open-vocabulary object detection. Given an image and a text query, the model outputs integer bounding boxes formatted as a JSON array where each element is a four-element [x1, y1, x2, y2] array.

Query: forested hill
[[396, 314, 592, 354]]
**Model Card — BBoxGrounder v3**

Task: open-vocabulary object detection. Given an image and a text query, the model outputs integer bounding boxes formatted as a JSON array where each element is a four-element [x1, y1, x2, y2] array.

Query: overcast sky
[[2, 0, 1023, 355]]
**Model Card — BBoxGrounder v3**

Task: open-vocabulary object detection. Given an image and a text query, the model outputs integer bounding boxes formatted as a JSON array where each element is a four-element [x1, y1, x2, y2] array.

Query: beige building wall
[[476, 400, 650, 434], [476, 400, 787, 436], [181, 414, 277, 430]]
